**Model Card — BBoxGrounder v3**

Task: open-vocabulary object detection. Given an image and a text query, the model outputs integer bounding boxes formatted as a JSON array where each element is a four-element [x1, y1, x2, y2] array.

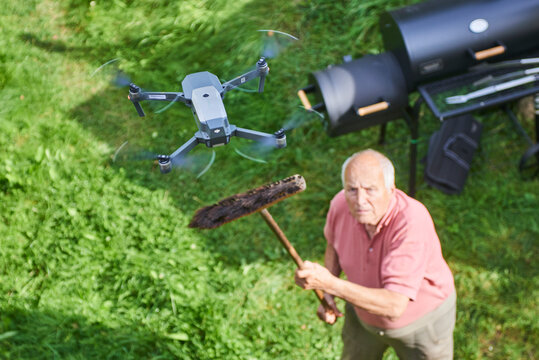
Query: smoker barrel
[[305, 0, 539, 137], [381, 0, 539, 89], [309, 52, 408, 137], [299, 0, 539, 195]]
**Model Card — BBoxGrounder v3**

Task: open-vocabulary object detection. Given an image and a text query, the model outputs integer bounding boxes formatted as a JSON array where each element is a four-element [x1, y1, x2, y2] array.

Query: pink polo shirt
[[324, 189, 455, 329]]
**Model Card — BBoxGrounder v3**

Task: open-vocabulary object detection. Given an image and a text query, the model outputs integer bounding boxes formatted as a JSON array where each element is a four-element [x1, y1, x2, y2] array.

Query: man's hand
[[295, 260, 335, 290], [295, 261, 343, 324]]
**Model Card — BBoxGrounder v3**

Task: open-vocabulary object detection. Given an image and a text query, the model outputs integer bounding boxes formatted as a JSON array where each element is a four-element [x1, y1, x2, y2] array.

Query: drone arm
[[234, 127, 286, 148], [138, 92, 188, 103], [234, 127, 274, 142], [222, 58, 269, 94], [129, 83, 188, 117], [169, 136, 200, 159], [222, 69, 261, 93]]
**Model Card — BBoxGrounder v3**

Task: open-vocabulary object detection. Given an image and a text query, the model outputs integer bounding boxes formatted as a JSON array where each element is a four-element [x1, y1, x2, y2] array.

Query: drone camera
[[205, 130, 229, 148], [157, 155, 172, 174]]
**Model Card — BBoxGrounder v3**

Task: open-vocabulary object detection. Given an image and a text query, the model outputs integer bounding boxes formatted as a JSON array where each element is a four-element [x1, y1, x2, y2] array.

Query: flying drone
[[127, 56, 286, 174]]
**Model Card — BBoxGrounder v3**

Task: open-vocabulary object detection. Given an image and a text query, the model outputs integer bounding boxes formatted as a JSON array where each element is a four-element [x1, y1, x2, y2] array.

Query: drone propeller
[[281, 105, 325, 132], [113, 71, 133, 88], [161, 150, 217, 179], [91, 59, 180, 115], [232, 128, 285, 164], [258, 29, 299, 59], [232, 106, 324, 163], [112, 141, 216, 178], [90, 58, 121, 78], [227, 30, 298, 93], [91, 58, 131, 88]]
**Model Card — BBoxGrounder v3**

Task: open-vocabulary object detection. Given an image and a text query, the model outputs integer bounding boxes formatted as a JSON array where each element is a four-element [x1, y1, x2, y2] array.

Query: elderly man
[[295, 149, 456, 359]]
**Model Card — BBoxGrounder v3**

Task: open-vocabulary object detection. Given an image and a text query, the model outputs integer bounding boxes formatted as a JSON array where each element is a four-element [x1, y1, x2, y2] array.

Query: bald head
[[341, 149, 395, 190]]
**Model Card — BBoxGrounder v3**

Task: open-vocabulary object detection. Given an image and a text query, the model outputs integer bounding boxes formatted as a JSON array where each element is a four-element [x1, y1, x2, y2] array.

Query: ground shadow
[[0, 306, 194, 359]]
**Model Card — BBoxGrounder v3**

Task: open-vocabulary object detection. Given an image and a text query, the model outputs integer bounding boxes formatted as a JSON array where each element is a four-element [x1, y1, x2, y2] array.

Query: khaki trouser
[[342, 291, 457, 360]]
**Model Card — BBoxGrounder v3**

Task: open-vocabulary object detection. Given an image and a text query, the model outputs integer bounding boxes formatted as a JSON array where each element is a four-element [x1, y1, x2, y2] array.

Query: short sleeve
[[324, 198, 336, 246]]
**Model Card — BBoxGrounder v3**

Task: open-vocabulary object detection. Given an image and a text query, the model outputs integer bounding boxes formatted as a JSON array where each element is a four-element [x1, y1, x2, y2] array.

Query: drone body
[[183, 71, 233, 148], [127, 57, 286, 173]]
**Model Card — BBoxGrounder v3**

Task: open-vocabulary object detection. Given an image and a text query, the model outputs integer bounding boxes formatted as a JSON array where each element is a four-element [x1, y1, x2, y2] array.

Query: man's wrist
[[323, 276, 343, 299]]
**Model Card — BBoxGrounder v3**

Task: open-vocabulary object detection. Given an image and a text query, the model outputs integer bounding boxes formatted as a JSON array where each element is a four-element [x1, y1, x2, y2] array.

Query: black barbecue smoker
[[299, 0, 539, 195]]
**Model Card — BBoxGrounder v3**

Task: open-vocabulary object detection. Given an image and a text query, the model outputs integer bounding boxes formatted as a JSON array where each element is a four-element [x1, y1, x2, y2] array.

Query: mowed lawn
[[0, 1, 537, 359]]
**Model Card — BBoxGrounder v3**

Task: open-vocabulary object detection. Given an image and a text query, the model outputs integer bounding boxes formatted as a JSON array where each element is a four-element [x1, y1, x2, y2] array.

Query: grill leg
[[404, 98, 424, 198], [408, 114, 418, 198], [403, 103, 420, 198], [534, 93, 539, 167], [511, 95, 539, 178], [535, 93, 539, 143], [504, 105, 534, 146]]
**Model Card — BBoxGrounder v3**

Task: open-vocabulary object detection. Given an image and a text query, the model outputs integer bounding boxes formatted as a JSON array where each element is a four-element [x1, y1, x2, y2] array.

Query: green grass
[[1, 0, 537, 358]]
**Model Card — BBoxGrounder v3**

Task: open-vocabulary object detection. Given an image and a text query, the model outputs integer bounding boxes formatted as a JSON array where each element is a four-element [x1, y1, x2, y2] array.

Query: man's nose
[[353, 189, 367, 205]]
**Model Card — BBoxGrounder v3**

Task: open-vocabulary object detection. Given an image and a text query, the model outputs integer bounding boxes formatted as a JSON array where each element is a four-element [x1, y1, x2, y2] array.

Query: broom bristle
[[189, 175, 306, 229]]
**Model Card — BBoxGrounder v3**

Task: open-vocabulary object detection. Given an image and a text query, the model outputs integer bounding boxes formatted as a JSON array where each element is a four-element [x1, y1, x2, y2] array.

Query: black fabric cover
[[424, 114, 482, 194]]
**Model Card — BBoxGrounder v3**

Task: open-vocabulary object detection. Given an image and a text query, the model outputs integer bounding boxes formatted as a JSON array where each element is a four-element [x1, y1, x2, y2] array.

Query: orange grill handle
[[357, 101, 389, 116], [474, 45, 506, 61], [297, 89, 312, 110]]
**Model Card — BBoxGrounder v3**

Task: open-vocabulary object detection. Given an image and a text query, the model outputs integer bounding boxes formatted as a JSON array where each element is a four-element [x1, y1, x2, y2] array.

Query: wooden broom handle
[[259, 208, 333, 312]]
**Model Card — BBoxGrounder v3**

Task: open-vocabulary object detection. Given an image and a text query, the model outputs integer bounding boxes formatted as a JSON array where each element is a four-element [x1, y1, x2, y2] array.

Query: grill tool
[[473, 66, 539, 87], [189, 174, 334, 313], [445, 74, 539, 104]]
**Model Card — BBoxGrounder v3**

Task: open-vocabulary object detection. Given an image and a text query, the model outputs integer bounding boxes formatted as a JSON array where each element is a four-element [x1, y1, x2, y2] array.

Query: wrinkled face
[[344, 155, 394, 227]]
